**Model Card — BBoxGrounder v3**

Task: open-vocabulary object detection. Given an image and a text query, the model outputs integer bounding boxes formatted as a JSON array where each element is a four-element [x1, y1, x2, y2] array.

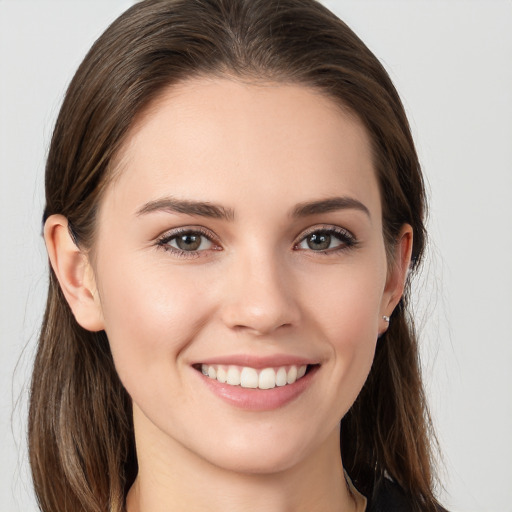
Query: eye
[[156, 228, 219, 257], [169, 232, 212, 251], [295, 227, 357, 253]]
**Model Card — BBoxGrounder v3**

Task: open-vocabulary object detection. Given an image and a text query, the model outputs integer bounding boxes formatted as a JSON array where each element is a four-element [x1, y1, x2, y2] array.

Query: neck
[[126, 407, 356, 512]]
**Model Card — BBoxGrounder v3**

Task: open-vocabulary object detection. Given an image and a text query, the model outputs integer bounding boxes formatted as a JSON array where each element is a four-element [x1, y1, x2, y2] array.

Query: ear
[[44, 215, 105, 332], [379, 224, 413, 334]]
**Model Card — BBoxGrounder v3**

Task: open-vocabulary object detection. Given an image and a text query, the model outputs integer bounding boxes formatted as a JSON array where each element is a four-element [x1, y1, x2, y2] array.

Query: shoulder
[[366, 477, 411, 512], [366, 477, 448, 512]]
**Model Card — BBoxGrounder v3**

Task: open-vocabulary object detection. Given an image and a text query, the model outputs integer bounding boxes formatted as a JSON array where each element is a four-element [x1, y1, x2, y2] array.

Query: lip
[[194, 361, 320, 411], [194, 354, 316, 369]]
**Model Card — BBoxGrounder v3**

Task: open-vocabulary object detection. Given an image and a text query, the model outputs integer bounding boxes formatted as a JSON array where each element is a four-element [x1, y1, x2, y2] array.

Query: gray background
[[1, 1, 511, 510]]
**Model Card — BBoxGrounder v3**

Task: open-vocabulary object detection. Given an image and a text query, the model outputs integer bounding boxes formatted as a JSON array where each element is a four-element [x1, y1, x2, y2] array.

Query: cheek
[[300, 259, 385, 404], [95, 256, 214, 385], [323, 294, 380, 380], [304, 259, 385, 341]]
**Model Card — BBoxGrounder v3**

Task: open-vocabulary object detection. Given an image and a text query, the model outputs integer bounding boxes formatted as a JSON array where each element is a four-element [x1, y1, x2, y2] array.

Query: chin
[[194, 427, 323, 476], [208, 449, 304, 476]]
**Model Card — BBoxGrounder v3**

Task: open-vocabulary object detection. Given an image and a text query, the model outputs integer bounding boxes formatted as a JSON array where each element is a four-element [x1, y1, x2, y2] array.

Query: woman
[[29, 0, 444, 511]]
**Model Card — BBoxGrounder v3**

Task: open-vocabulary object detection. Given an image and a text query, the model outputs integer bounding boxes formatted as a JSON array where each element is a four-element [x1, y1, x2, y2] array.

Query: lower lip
[[196, 366, 319, 411]]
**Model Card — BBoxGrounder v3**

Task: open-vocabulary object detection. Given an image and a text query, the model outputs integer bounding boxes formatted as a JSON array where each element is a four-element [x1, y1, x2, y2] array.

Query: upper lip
[[192, 354, 319, 369]]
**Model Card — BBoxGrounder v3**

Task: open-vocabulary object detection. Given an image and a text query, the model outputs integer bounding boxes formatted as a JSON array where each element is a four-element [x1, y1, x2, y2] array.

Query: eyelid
[[295, 224, 356, 241], [297, 224, 354, 239], [154, 223, 358, 259], [293, 224, 358, 252], [155, 226, 221, 258]]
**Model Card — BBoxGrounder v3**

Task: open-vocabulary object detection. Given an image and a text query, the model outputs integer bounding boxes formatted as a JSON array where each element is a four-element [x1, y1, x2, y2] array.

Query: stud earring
[[382, 315, 390, 323]]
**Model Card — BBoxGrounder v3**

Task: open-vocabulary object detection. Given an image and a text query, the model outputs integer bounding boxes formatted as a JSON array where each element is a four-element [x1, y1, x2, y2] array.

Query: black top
[[366, 477, 448, 512], [366, 477, 411, 512]]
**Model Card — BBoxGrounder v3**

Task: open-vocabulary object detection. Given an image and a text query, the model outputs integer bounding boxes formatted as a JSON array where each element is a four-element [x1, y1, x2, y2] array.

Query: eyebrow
[[136, 195, 369, 221], [136, 197, 235, 221], [291, 197, 370, 218]]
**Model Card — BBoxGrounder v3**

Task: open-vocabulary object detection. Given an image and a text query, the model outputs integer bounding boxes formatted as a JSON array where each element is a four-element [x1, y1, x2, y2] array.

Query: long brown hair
[[29, 1, 439, 511]]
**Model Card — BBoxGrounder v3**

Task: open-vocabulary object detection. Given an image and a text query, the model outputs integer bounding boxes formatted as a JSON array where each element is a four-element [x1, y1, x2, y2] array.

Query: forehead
[[105, 77, 380, 220]]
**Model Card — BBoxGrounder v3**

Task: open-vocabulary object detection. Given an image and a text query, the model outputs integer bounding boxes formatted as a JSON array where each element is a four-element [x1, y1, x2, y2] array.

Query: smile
[[201, 364, 308, 390]]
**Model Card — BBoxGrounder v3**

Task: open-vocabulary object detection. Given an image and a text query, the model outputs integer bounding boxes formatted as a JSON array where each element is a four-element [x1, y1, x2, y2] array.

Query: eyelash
[[156, 227, 220, 259], [293, 226, 358, 254], [155, 225, 358, 259]]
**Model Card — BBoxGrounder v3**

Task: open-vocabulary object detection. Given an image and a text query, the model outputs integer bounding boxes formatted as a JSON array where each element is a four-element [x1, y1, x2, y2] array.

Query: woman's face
[[90, 78, 405, 474]]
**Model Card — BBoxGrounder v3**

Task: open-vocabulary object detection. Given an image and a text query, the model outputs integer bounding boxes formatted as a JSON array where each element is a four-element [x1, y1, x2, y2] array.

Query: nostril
[[231, 321, 293, 334]]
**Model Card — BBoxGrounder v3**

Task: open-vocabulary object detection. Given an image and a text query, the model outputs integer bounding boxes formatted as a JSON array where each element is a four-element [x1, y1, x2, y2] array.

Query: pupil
[[177, 234, 201, 251], [308, 233, 331, 251]]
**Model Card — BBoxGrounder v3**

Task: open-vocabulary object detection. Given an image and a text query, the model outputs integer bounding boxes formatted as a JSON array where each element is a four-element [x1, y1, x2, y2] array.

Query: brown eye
[[306, 232, 332, 251], [175, 233, 203, 251], [162, 231, 214, 252], [296, 227, 356, 253]]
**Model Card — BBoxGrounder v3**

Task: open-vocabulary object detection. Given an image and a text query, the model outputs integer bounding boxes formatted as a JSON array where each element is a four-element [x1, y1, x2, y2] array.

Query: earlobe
[[44, 215, 105, 332], [379, 224, 413, 331]]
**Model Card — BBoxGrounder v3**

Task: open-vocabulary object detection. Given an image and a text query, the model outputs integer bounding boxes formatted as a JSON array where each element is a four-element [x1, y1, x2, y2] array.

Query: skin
[[45, 78, 412, 512]]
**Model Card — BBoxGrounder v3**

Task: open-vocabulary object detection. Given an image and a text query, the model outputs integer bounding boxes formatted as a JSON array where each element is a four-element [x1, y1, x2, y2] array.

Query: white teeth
[[258, 368, 276, 390], [226, 366, 241, 386], [200, 364, 310, 389], [287, 365, 297, 384], [216, 366, 227, 383], [276, 367, 287, 387], [240, 367, 259, 388]]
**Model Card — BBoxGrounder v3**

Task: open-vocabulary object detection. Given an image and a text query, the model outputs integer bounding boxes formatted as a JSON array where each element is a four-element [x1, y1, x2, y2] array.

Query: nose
[[219, 250, 301, 336]]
